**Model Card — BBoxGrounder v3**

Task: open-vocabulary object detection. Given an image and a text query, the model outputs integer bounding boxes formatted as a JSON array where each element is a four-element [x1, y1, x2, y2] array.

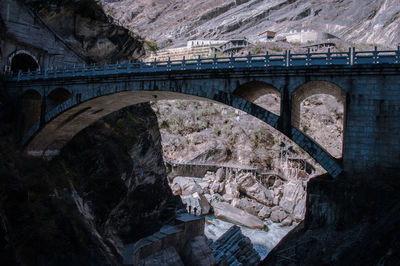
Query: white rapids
[[204, 215, 295, 260]]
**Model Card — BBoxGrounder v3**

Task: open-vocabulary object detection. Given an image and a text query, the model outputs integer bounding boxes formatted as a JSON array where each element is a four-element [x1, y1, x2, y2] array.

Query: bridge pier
[[278, 77, 292, 138]]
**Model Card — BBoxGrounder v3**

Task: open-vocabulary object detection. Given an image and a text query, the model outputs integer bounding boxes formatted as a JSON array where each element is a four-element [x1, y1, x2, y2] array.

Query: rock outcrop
[[262, 176, 400, 265], [25, 0, 144, 63], [210, 225, 260, 265], [0, 102, 178, 264]]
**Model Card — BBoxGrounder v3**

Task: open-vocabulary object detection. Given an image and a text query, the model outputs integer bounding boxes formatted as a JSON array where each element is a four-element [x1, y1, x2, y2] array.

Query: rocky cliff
[[25, 0, 145, 63], [262, 176, 400, 265], [103, 0, 400, 48], [0, 101, 177, 265]]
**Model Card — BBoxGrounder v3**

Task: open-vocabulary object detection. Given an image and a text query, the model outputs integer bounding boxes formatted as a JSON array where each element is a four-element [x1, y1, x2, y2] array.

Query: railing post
[[265, 51, 269, 67], [326, 48, 332, 65], [153, 58, 157, 69], [168, 57, 171, 71], [373, 46, 378, 64], [197, 55, 201, 70], [347, 48, 351, 65], [397, 46, 400, 64], [247, 51, 251, 68], [230, 53, 234, 68], [140, 59, 143, 72], [286, 50, 290, 67], [307, 48, 311, 66], [213, 54, 217, 69], [182, 56, 185, 70]]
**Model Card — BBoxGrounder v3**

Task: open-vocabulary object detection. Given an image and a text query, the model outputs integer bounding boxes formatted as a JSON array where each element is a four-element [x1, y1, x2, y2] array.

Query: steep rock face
[[0, 102, 177, 265], [103, 0, 400, 48], [25, 0, 144, 63], [262, 176, 400, 265]]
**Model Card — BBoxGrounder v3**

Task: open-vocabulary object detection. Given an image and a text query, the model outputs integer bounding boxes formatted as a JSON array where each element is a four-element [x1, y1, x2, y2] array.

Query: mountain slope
[[103, 0, 400, 48]]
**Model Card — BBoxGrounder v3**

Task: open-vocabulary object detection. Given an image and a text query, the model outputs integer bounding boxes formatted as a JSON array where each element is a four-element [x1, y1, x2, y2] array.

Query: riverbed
[[204, 215, 295, 260]]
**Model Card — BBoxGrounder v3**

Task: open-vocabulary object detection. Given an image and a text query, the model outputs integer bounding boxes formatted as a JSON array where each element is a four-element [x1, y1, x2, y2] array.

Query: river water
[[204, 215, 295, 260]]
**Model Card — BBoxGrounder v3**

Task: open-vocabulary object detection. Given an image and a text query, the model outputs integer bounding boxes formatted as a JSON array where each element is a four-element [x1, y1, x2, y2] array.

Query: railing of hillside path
[[12, 47, 400, 81]]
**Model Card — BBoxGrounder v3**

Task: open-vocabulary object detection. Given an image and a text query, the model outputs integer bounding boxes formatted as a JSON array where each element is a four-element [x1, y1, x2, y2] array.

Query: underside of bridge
[[234, 81, 281, 116], [21, 85, 342, 177], [20, 89, 41, 135]]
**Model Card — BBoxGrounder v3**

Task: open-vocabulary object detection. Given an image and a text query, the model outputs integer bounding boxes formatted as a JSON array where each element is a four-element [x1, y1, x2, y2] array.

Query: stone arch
[[21, 89, 41, 135], [234, 81, 281, 116], [23, 87, 342, 177], [47, 88, 72, 112], [9, 50, 40, 73], [292, 80, 346, 158]]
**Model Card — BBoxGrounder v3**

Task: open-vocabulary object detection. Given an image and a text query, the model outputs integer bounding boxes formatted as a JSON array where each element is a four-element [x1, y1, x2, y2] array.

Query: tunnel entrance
[[10, 52, 39, 73]]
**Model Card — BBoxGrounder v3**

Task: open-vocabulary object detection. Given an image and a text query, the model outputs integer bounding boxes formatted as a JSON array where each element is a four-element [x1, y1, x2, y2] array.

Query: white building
[[187, 40, 227, 48]]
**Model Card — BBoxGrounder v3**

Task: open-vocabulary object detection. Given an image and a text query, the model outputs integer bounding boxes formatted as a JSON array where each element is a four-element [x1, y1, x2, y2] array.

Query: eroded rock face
[[138, 247, 184, 266], [0, 103, 177, 264], [25, 0, 144, 63], [211, 225, 260, 266], [262, 177, 400, 265], [181, 235, 216, 266]]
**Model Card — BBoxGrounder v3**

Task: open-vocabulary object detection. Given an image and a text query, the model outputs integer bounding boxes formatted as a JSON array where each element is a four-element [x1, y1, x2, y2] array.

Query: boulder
[[279, 180, 305, 213], [281, 216, 293, 227], [215, 168, 225, 182], [137, 247, 184, 266], [224, 182, 240, 198], [209, 193, 224, 207], [181, 236, 216, 266], [181, 192, 211, 215], [258, 206, 272, 219], [237, 173, 274, 206], [213, 202, 266, 230], [270, 206, 288, 223], [172, 176, 203, 196], [231, 198, 265, 216]]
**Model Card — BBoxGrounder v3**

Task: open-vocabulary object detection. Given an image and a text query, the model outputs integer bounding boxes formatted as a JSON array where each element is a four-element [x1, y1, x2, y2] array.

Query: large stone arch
[[47, 88, 72, 112], [234, 81, 281, 115], [9, 50, 40, 73], [291, 80, 346, 158], [22, 85, 342, 177], [21, 89, 41, 135]]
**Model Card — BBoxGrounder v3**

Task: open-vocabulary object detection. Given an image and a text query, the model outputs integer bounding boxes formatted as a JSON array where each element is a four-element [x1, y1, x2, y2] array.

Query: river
[[204, 215, 295, 260]]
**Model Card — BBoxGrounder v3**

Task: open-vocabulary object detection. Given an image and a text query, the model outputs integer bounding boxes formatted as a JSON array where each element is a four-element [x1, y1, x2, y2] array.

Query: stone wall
[[0, 0, 83, 73]]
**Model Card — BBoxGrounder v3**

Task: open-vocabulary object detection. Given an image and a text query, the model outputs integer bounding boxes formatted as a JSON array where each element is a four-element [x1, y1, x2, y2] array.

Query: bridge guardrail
[[12, 47, 400, 81]]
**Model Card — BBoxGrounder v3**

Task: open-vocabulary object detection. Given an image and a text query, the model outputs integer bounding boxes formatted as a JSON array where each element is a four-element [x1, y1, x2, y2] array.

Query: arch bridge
[[5, 48, 400, 178]]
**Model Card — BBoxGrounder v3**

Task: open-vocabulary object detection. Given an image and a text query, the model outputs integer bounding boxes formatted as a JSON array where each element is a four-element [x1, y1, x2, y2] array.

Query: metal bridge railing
[[11, 46, 400, 81]]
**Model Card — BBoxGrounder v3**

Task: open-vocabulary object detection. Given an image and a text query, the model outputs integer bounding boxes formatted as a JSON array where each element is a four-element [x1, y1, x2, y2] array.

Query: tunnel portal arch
[[9, 50, 40, 73]]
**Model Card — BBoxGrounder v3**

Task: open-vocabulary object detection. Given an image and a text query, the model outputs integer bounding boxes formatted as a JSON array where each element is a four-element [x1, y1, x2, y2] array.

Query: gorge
[[1, 0, 400, 265]]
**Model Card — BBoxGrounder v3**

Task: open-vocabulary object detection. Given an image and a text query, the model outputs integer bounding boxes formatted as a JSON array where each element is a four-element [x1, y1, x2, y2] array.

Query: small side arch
[[234, 81, 281, 116], [292, 80, 346, 158]]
